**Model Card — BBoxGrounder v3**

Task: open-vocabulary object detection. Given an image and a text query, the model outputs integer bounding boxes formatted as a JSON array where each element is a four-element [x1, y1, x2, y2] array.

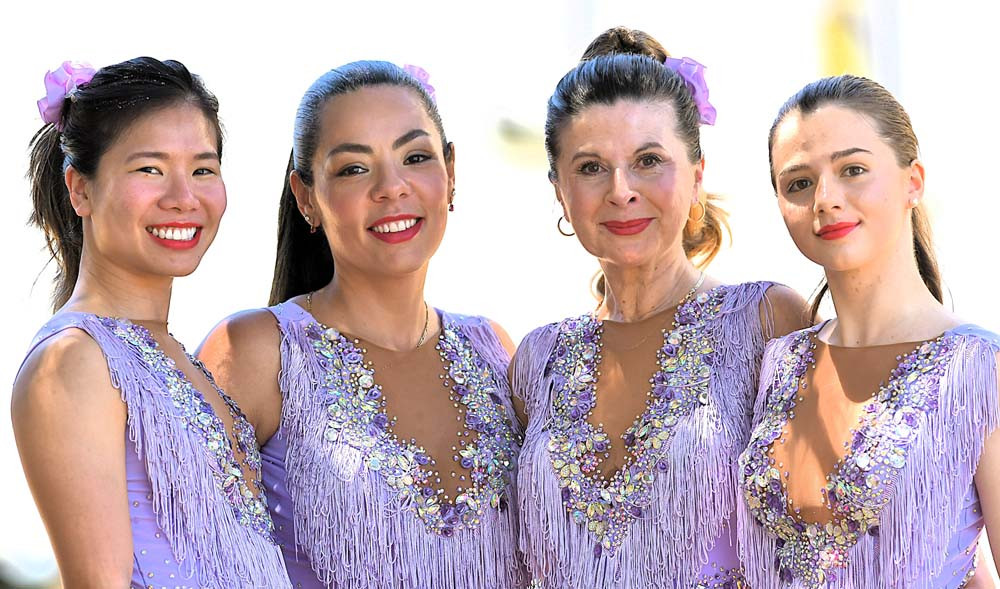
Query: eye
[[577, 161, 603, 175], [136, 166, 162, 175], [404, 153, 433, 165], [193, 167, 218, 176], [843, 165, 866, 177], [337, 164, 368, 177], [786, 178, 812, 194], [637, 153, 662, 168]]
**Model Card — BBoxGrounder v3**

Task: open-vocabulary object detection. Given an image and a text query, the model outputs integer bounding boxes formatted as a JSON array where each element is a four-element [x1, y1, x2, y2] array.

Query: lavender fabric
[[738, 323, 1000, 588], [513, 281, 775, 588], [262, 301, 526, 588], [21, 312, 290, 588]]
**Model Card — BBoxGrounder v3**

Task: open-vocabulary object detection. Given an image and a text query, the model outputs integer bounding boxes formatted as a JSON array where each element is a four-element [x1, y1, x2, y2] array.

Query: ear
[[445, 142, 456, 204], [550, 172, 570, 220], [65, 165, 92, 217], [905, 158, 925, 207], [289, 170, 316, 220], [692, 156, 705, 206]]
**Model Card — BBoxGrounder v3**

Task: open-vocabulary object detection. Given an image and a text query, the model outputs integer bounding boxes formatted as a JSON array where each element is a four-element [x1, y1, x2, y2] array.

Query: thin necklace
[[597, 271, 706, 352], [306, 291, 431, 349]]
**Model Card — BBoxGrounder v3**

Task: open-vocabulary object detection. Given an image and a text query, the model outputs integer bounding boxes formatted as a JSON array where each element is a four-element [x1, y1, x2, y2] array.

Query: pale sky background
[[1, 0, 998, 583]]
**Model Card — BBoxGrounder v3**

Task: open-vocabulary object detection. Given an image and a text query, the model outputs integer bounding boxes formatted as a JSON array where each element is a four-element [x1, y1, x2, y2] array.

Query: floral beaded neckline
[[98, 315, 274, 538], [303, 310, 518, 537], [546, 283, 727, 557], [740, 326, 956, 587]]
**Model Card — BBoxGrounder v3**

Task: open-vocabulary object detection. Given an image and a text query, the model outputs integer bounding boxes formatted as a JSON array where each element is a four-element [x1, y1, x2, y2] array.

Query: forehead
[[106, 103, 218, 155], [317, 85, 438, 147], [559, 99, 681, 153], [772, 105, 884, 160]]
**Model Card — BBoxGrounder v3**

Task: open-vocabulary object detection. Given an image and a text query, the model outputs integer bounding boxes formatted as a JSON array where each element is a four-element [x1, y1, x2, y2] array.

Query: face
[[551, 99, 703, 270], [68, 103, 226, 280], [293, 85, 455, 278], [770, 105, 923, 274]]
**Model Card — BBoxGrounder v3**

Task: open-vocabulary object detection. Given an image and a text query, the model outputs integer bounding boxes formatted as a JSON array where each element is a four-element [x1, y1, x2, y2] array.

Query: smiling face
[[69, 102, 226, 280], [293, 84, 455, 278], [551, 99, 702, 270], [770, 105, 924, 274]]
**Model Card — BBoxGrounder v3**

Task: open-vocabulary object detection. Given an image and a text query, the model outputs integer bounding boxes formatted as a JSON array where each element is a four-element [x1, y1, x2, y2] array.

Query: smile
[[370, 218, 419, 234], [602, 218, 654, 236], [368, 215, 424, 244], [146, 223, 202, 250], [816, 221, 860, 241]]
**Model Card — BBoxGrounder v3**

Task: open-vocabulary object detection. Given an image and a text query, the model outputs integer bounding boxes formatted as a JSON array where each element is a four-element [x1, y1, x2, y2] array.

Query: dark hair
[[768, 74, 941, 322], [545, 27, 729, 299], [269, 60, 450, 305], [27, 57, 222, 311]]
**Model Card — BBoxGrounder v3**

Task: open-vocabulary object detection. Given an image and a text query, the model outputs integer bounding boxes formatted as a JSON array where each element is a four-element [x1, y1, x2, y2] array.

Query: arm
[[197, 309, 284, 445], [11, 331, 133, 587], [760, 284, 811, 341], [974, 351, 1000, 576]]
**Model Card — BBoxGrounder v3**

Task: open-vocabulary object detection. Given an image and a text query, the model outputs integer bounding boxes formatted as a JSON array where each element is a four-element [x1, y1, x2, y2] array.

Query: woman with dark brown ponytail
[[12, 58, 290, 587], [512, 27, 809, 588], [738, 75, 1000, 588]]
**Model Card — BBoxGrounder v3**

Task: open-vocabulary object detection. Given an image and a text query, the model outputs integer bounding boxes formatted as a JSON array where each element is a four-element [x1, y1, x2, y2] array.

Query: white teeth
[[147, 226, 197, 241], [372, 218, 418, 234]]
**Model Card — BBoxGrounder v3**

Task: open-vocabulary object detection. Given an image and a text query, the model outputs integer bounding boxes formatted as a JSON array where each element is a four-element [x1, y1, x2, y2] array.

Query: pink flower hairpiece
[[402, 64, 436, 103], [664, 56, 716, 126], [37, 61, 97, 130]]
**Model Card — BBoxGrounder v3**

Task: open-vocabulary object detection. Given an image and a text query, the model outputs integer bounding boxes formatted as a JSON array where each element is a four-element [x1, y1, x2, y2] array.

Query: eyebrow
[[571, 151, 601, 163], [125, 151, 219, 162], [778, 147, 873, 178], [326, 129, 432, 160], [633, 142, 663, 153]]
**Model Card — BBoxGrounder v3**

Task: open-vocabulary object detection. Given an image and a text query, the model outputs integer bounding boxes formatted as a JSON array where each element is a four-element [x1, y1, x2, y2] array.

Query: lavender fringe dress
[[738, 323, 1000, 588], [513, 282, 776, 588], [21, 312, 290, 588], [261, 301, 526, 588]]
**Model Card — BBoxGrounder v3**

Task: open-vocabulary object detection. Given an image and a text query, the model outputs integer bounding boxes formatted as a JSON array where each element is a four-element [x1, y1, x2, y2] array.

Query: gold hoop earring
[[557, 216, 575, 237], [688, 201, 707, 224]]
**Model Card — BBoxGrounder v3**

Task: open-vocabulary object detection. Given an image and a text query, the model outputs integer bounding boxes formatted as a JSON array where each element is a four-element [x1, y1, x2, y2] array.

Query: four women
[[12, 27, 999, 589]]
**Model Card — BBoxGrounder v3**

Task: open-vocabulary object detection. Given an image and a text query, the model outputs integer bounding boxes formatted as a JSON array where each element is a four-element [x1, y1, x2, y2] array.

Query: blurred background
[[1, 0, 998, 585]]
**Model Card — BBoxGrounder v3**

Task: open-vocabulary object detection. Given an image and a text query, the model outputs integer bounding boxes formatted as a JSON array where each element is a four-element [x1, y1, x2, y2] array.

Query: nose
[[812, 173, 843, 214], [371, 161, 410, 202], [160, 173, 200, 212], [607, 167, 639, 206]]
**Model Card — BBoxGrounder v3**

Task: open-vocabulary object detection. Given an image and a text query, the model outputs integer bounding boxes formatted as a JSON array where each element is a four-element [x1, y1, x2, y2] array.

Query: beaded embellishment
[[101, 317, 274, 538], [546, 286, 727, 556], [307, 316, 518, 537], [739, 329, 955, 587]]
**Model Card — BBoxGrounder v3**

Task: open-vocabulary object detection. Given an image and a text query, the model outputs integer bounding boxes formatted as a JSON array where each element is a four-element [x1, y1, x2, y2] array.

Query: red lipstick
[[368, 214, 423, 244], [602, 218, 654, 236], [817, 221, 859, 241], [146, 222, 202, 250]]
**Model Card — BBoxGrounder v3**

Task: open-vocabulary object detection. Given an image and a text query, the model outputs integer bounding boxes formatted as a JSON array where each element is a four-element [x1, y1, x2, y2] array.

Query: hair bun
[[580, 26, 669, 63]]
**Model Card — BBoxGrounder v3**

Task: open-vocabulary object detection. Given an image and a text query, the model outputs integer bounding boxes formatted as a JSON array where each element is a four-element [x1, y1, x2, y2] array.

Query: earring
[[909, 197, 920, 208], [688, 200, 707, 223], [557, 216, 575, 237], [449, 202, 455, 212], [303, 213, 318, 234]]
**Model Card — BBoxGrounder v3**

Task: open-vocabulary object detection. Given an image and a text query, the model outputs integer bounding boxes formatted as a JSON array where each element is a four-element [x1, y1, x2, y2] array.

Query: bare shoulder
[[198, 308, 281, 364], [760, 283, 811, 340], [486, 318, 516, 357], [13, 328, 118, 416]]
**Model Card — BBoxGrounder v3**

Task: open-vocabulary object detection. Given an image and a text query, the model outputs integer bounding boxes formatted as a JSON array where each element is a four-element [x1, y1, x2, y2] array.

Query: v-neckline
[[546, 284, 728, 555], [741, 324, 957, 585], [298, 306, 519, 537], [101, 316, 271, 528]]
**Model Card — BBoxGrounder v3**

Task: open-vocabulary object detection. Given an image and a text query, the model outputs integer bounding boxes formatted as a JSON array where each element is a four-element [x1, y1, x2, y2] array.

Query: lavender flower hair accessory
[[402, 64, 436, 103], [37, 61, 97, 130], [664, 56, 717, 126]]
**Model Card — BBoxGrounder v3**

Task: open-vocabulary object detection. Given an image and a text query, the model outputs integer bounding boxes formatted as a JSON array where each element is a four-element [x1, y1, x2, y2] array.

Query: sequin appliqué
[[739, 330, 954, 587], [546, 287, 727, 556], [308, 318, 518, 537], [101, 317, 274, 539]]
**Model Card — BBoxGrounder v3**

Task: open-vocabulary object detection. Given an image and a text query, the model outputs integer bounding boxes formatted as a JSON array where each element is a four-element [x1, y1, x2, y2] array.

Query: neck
[[823, 237, 951, 346], [312, 263, 437, 351], [62, 250, 173, 329], [598, 251, 701, 322]]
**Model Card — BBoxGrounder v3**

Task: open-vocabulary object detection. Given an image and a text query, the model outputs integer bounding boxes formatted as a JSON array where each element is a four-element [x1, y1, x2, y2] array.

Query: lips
[[368, 214, 424, 244], [602, 218, 654, 236], [817, 221, 860, 241], [145, 222, 202, 250]]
